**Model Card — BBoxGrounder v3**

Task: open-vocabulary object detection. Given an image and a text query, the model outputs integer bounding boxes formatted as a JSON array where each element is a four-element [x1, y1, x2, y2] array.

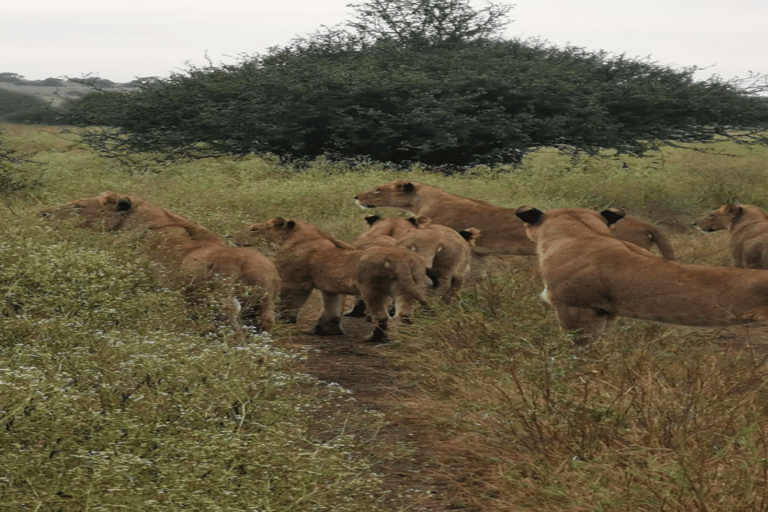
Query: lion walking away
[[515, 206, 768, 343]]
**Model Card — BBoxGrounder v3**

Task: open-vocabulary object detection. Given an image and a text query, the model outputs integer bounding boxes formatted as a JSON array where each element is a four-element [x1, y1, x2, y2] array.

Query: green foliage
[[0, 160, 389, 510], [63, 0, 768, 169], [0, 128, 43, 193], [347, 0, 512, 48]]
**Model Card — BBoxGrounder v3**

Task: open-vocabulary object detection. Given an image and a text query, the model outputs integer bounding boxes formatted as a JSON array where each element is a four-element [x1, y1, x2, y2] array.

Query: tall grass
[[2, 124, 768, 510]]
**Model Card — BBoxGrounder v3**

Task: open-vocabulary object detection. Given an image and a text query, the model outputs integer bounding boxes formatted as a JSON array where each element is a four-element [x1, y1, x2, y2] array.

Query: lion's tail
[[647, 227, 677, 261], [385, 255, 430, 308]]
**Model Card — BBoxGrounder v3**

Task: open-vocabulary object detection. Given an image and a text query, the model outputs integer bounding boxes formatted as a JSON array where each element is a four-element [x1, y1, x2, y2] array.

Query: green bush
[[0, 206, 385, 511], [63, 0, 768, 168]]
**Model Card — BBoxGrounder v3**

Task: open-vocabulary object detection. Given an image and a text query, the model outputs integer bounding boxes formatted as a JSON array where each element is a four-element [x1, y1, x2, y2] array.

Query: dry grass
[[388, 233, 768, 510]]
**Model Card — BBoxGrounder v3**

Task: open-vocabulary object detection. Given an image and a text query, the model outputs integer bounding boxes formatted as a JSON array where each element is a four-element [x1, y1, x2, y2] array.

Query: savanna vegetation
[[62, 0, 768, 169], [2, 123, 768, 510]]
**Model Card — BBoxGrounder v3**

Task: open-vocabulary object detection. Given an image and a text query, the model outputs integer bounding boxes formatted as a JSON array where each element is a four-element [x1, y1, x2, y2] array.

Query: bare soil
[[275, 292, 475, 511]]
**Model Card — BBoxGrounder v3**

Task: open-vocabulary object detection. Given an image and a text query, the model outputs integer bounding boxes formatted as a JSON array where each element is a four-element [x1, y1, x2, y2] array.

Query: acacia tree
[[346, 0, 512, 47], [64, 0, 768, 168]]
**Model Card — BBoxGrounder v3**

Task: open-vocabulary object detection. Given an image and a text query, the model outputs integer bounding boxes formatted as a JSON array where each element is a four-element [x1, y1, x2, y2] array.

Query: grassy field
[[2, 123, 768, 510]]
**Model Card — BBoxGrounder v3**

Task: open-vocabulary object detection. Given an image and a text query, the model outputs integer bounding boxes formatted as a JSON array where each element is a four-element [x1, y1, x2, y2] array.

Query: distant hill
[[0, 73, 141, 107], [0, 73, 145, 124]]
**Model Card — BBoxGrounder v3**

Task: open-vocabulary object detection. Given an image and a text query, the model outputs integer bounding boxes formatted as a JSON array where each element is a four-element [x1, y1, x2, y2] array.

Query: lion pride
[[693, 203, 768, 269], [515, 206, 768, 343], [353, 180, 677, 260], [231, 217, 430, 343], [39, 192, 281, 334]]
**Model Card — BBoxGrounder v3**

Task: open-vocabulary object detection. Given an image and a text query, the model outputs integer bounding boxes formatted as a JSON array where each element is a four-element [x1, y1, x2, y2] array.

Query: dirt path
[[274, 293, 471, 511]]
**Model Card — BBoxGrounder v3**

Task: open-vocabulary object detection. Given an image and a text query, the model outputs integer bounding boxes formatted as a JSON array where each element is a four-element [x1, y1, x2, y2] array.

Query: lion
[[354, 180, 536, 257], [39, 192, 281, 334], [230, 217, 430, 343], [693, 203, 768, 269], [514, 205, 768, 343], [370, 215, 480, 301], [351, 215, 417, 250], [354, 180, 678, 261]]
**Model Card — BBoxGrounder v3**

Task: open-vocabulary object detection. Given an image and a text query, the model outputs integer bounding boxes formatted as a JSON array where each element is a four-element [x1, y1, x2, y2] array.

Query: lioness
[[354, 180, 535, 257], [693, 203, 768, 269], [352, 215, 479, 302], [231, 217, 430, 343], [515, 206, 768, 342], [354, 180, 677, 261], [40, 192, 281, 334]]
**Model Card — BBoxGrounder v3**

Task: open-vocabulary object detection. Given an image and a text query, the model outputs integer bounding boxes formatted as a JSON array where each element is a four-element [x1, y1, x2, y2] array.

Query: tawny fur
[[515, 206, 768, 343], [354, 180, 676, 263], [354, 180, 535, 257], [358, 215, 479, 301], [610, 216, 677, 260], [231, 217, 430, 342], [352, 215, 416, 250], [693, 203, 768, 269], [40, 192, 280, 334]]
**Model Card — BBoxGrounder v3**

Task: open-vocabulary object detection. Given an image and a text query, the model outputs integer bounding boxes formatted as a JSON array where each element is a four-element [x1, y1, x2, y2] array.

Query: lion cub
[[516, 206, 768, 343], [231, 217, 430, 343], [355, 215, 479, 301], [693, 203, 768, 269], [40, 192, 281, 335]]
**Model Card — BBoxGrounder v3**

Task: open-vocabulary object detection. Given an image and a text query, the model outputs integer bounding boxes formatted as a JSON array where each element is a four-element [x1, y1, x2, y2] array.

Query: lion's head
[[354, 180, 418, 210], [693, 204, 743, 232], [39, 192, 133, 230], [515, 206, 626, 244]]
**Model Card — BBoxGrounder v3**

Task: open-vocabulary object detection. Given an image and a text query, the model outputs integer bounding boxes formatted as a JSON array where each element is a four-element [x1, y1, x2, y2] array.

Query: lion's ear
[[396, 181, 415, 193], [100, 192, 132, 212], [406, 217, 419, 227], [285, 220, 296, 230], [364, 215, 380, 226], [515, 206, 544, 225], [116, 198, 132, 212], [414, 215, 431, 227], [723, 204, 744, 218], [269, 217, 287, 228], [599, 208, 626, 226], [99, 192, 120, 205], [458, 228, 480, 245]]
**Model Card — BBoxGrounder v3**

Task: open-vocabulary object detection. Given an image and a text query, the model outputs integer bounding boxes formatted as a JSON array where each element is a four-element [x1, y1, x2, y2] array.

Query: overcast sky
[[3, 0, 766, 86]]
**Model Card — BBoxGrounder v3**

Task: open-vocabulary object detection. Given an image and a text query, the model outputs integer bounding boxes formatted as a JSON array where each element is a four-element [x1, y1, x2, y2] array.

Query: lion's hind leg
[[553, 305, 616, 344], [240, 291, 276, 333], [359, 292, 390, 343], [278, 286, 313, 324], [314, 291, 346, 335]]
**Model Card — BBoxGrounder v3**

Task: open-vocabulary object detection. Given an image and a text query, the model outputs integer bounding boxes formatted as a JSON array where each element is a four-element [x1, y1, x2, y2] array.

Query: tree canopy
[[64, 0, 768, 168]]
